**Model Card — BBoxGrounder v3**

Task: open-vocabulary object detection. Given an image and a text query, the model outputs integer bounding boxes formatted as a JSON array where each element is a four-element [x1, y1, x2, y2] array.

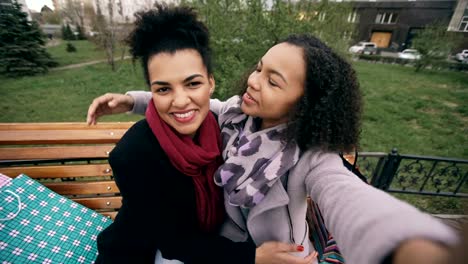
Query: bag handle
[[339, 151, 367, 184], [0, 190, 22, 221]]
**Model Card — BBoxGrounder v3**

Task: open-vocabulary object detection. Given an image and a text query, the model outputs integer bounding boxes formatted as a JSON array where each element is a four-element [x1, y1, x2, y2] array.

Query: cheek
[[152, 96, 170, 112], [194, 90, 211, 110]]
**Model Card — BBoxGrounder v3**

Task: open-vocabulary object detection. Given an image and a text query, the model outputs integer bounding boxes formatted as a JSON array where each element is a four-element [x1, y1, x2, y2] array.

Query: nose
[[247, 71, 260, 91], [171, 88, 191, 108]]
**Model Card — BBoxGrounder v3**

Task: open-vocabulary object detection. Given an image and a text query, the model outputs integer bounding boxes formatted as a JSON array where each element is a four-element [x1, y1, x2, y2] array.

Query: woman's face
[[148, 49, 214, 137], [241, 43, 306, 129]]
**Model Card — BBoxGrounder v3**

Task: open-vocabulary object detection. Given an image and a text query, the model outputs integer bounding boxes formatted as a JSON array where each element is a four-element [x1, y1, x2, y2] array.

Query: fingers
[[256, 242, 318, 264], [86, 93, 117, 125], [303, 251, 318, 263], [268, 241, 303, 252], [279, 251, 318, 264]]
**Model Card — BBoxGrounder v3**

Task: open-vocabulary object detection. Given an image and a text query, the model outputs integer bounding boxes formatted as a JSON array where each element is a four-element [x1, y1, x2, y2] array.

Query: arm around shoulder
[[126, 91, 152, 115]]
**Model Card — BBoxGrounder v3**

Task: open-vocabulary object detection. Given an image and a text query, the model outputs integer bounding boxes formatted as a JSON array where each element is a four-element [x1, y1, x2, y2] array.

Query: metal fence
[[357, 149, 468, 198]]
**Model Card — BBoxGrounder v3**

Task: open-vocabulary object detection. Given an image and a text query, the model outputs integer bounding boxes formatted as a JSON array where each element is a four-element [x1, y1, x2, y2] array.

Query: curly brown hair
[[283, 34, 362, 153], [126, 3, 213, 86], [237, 34, 362, 153]]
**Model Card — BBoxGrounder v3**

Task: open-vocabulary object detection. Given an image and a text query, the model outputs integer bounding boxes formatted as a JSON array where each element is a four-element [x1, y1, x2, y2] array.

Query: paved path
[[46, 39, 61, 47], [51, 56, 131, 71]]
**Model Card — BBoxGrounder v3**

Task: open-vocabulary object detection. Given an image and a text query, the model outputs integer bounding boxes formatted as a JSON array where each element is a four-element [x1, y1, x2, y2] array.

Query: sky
[[25, 0, 54, 12]]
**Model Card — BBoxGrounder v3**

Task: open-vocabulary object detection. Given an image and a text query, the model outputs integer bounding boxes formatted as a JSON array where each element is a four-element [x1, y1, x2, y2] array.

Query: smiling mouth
[[172, 110, 196, 123], [245, 92, 258, 102], [173, 110, 194, 118]]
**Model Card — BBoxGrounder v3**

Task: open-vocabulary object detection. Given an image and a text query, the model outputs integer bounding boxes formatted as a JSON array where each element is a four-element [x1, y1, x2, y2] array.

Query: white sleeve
[[303, 151, 459, 264], [210, 95, 241, 116], [126, 91, 152, 115], [125, 92, 234, 116], [209, 98, 225, 115]]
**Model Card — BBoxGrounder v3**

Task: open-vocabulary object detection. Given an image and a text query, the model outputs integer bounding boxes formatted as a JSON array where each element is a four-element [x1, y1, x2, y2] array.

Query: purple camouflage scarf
[[214, 96, 300, 208]]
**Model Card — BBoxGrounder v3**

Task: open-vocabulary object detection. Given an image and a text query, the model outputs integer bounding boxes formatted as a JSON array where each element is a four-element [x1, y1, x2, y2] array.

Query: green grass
[[354, 61, 468, 159], [46, 40, 108, 66], [1, 61, 145, 123]]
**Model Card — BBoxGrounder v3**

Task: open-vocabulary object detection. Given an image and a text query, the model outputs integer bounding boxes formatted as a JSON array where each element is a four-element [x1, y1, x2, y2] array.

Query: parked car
[[455, 49, 468, 63], [348, 42, 378, 55], [397, 49, 421, 60]]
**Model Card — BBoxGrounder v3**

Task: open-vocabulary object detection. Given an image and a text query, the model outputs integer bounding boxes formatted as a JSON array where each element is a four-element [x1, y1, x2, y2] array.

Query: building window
[[459, 16, 468, 32], [375, 12, 398, 24], [348, 10, 359, 23]]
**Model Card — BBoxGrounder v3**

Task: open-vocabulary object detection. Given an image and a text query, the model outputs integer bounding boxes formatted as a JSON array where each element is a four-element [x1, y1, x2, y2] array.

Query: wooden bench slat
[[0, 122, 134, 130], [46, 181, 119, 195], [73, 196, 122, 209], [0, 164, 113, 178], [0, 145, 116, 160], [0, 122, 136, 223], [101, 211, 118, 220], [0, 129, 127, 145]]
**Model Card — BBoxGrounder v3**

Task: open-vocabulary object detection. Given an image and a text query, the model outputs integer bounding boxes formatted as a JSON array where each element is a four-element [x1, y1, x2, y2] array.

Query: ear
[[208, 74, 216, 96]]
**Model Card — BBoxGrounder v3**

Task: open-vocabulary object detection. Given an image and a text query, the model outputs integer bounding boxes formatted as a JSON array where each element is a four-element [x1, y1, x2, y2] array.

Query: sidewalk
[[50, 56, 131, 71]]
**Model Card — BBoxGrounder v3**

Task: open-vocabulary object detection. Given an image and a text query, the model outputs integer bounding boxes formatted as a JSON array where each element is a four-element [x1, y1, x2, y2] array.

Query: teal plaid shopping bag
[[0, 174, 112, 263]]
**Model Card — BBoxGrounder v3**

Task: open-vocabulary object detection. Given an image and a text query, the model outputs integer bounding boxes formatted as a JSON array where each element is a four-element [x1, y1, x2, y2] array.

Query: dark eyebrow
[[151, 74, 204, 86], [260, 59, 288, 85], [184, 74, 204, 82]]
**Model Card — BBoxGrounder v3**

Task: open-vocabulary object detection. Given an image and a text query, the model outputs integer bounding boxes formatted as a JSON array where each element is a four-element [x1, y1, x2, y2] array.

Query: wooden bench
[[0, 122, 135, 220], [0, 122, 360, 222]]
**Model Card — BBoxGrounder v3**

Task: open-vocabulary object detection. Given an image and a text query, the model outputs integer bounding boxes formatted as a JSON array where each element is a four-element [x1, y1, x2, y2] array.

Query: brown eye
[[188, 82, 201, 88], [156, 87, 170, 93]]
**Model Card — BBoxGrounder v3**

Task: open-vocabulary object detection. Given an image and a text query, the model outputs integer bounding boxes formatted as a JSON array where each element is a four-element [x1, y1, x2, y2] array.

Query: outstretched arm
[[303, 151, 459, 264]]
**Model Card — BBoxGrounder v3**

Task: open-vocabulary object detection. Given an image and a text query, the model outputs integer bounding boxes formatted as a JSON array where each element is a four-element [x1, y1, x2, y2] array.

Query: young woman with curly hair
[[88, 13, 458, 264]]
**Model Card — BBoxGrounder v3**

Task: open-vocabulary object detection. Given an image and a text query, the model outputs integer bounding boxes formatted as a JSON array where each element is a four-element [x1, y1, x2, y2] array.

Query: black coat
[[95, 119, 255, 264]]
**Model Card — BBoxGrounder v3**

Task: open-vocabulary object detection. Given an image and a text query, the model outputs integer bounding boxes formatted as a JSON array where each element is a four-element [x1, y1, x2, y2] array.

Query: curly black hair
[[282, 34, 362, 153], [236, 35, 362, 152], [126, 3, 213, 86]]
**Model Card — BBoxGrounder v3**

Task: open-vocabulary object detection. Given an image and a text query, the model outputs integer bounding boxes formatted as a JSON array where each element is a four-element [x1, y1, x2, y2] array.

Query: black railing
[[1, 149, 466, 197], [357, 149, 468, 198]]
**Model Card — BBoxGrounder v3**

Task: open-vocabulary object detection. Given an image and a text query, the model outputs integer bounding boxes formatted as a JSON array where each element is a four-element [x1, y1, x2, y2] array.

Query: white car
[[348, 42, 378, 55], [455, 49, 468, 63], [398, 49, 421, 60]]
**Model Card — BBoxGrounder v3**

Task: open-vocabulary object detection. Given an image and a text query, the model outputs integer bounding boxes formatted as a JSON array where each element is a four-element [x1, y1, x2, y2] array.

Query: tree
[[91, 0, 118, 71], [61, 23, 74, 40], [0, 0, 57, 77], [411, 21, 463, 72], [76, 24, 86, 40], [66, 42, 77, 52], [181, 0, 356, 99], [42, 10, 61, 24], [61, 0, 85, 29]]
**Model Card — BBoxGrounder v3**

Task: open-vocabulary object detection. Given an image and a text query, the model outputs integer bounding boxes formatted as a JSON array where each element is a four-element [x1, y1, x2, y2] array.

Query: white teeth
[[174, 110, 194, 118]]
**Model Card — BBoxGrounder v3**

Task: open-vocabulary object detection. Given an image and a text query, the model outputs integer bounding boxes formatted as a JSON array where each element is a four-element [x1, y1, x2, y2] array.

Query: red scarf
[[146, 100, 225, 233]]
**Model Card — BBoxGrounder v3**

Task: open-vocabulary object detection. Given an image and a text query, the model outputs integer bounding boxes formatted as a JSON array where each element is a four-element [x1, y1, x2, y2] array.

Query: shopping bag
[[0, 174, 112, 263]]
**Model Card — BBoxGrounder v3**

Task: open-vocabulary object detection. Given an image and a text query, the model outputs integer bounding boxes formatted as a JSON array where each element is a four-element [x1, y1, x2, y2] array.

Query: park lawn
[[353, 61, 468, 159], [0, 61, 145, 123], [46, 40, 107, 66], [46, 40, 128, 67]]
